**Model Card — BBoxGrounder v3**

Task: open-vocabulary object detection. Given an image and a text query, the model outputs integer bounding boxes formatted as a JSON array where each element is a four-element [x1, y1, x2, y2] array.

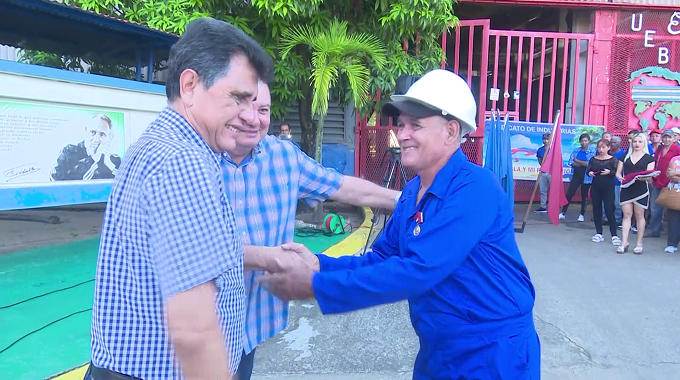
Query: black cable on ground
[[0, 279, 95, 310], [0, 308, 92, 355], [294, 225, 354, 238]]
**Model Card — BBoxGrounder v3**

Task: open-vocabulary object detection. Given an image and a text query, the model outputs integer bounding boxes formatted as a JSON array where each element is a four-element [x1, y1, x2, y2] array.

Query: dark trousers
[[668, 209, 680, 247], [562, 168, 590, 215], [237, 348, 257, 380], [84, 363, 140, 380], [591, 180, 617, 237]]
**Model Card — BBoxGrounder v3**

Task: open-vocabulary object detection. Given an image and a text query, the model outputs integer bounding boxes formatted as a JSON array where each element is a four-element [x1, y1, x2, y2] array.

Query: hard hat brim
[[382, 99, 446, 119], [382, 98, 477, 135]]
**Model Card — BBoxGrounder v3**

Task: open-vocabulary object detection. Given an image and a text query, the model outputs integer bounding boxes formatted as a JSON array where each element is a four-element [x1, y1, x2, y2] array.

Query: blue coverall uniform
[[312, 148, 541, 379]]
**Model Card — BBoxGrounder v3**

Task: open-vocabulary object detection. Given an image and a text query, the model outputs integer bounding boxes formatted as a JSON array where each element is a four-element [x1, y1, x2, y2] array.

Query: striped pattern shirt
[[221, 135, 343, 353], [91, 107, 245, 378]]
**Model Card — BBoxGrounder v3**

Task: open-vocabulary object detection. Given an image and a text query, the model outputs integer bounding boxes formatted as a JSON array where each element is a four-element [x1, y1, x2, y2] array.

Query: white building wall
[[0, 65, 168, 210]]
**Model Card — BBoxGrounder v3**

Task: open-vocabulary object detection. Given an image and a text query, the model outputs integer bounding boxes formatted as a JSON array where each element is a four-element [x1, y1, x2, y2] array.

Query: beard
[[86, 139, 102, 158]]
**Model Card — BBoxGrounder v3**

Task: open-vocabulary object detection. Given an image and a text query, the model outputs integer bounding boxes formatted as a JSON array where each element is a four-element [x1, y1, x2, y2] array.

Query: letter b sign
[[659, 47, 670, 65]]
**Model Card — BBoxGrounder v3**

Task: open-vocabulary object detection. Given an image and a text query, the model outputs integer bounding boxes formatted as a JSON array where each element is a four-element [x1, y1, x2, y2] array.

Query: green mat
[[0, 231, 346, 380]]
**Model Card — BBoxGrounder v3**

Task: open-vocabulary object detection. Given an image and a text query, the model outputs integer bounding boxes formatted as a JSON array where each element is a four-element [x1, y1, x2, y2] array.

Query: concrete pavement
[[2, 205, 679, 380]]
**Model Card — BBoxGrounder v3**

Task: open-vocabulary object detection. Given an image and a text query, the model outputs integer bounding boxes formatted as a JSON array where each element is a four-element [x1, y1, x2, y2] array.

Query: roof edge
[[461, 0, 680, 11]]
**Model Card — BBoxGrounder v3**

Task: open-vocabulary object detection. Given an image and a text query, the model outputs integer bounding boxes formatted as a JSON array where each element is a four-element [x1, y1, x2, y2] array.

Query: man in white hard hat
[[260, 69, 541, 379]]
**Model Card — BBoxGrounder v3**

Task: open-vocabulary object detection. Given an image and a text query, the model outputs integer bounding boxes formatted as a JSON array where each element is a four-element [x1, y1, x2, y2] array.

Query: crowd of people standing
[[536, 127, 680, 254]]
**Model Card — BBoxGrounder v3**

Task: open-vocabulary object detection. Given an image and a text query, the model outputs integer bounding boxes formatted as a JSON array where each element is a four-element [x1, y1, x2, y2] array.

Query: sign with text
[[0, 101, 126, 185], [483, 120, 605, 182], [629, 11, 680, 66]]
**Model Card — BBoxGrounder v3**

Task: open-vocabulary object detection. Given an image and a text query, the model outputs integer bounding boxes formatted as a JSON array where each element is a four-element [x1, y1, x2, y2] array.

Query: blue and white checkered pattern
[[91, 107, 245, 378], [221, 135, 343, 353]]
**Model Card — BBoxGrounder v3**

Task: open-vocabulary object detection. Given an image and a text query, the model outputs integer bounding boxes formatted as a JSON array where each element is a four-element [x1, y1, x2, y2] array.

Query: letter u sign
[[632, 13, 643, 32]]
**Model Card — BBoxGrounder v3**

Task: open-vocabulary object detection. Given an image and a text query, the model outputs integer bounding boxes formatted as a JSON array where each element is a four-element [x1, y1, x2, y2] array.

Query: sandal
[[592, 234, 604, 243], [617, 244, 629, 254], [634, 246, 643, 255], [612, 236, 622, 246]]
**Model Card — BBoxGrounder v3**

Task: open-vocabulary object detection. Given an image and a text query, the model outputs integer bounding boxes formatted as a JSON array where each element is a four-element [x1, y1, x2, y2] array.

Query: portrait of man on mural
[[49, 114, 121, 181]]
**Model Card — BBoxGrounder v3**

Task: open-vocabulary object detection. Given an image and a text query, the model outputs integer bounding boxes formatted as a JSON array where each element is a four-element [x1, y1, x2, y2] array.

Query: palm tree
[[280, 19, 387, 163]]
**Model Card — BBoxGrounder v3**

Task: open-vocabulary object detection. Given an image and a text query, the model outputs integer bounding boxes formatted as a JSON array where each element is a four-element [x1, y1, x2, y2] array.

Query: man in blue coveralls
[[262, 69, 541, 379]]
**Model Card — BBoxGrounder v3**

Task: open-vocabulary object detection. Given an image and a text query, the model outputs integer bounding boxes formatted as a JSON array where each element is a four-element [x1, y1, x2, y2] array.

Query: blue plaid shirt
[[91, 108, 245, 378], [568, 145, 597, 185], [221, 135, 343, 353]]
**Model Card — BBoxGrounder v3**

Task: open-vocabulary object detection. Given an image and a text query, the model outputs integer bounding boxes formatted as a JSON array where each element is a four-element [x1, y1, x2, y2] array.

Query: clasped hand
[[260, 243, 319, 301]]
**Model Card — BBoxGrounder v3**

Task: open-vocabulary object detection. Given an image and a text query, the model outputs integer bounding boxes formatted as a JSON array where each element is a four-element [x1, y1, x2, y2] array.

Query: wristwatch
[[394, 191, 402, 207]]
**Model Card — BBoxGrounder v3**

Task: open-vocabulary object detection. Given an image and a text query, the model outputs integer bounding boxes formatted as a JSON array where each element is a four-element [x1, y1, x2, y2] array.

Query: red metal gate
[[444, 19, 490, 165], [481, 29, 595, 201], [356, 20, 596, 199]]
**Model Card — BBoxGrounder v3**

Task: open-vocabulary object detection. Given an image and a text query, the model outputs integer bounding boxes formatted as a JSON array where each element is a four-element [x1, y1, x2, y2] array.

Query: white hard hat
[[382, 69, 477, 137], [672, 127, 680, 135]]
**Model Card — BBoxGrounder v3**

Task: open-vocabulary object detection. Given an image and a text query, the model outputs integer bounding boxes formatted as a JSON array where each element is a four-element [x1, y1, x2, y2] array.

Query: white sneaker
[[612, 236, 622, 246], [592, 234, 604, 242], [559, 213, 565, 220], [578, 214, 585, 222], [664, 246, 678, 253]]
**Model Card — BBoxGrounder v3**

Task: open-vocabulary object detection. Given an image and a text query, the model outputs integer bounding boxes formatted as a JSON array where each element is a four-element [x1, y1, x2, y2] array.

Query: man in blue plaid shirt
[[87, 18, 293, 380], [224, 80, 401, 379]]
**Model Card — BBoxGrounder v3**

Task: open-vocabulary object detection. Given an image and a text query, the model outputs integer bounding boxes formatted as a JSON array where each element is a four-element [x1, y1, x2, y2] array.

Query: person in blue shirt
[[535, 132, 551, 213], [560, 134, 597, 222], [609, 136, 625, 227], [260, 69, 540, 379]]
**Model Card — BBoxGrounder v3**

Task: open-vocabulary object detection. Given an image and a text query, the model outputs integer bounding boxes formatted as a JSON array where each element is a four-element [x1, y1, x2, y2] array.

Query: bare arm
[[573, 158, 588, 167], [330, 175, 400, 210], [616, 158, 624, 181], [167, 282, 230, 380], [244, 245, 291, 271]]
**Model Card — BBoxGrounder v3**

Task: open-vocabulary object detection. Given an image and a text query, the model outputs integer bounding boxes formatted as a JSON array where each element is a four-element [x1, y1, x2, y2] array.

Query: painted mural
[[627, 66, 680, 132]]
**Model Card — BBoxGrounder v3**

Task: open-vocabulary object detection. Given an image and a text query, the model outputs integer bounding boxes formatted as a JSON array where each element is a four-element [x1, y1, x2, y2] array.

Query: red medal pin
[[413, 211, 424, 236]]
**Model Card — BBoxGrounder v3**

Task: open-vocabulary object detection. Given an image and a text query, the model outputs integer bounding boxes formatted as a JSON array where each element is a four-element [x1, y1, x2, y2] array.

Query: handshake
[[255, 243, 320, 301]]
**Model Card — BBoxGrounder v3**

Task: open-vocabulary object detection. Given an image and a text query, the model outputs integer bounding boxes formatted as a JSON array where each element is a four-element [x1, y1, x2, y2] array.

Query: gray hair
[[610, 135, 621, 144], [165, 18, 274, 101], [91, 114, 112, 129]]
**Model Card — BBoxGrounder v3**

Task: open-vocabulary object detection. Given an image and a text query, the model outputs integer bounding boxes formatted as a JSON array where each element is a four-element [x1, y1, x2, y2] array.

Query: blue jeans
[[237, 348, 257, 380], [649, 185, 664, 235]]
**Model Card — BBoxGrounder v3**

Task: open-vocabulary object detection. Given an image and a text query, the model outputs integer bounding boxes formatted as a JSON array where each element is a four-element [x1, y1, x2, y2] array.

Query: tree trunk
[[309, 115, 328, 224], [298, 87, 316, 158], [314, 115, 324, 163], [297, 48, 316, 158]]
